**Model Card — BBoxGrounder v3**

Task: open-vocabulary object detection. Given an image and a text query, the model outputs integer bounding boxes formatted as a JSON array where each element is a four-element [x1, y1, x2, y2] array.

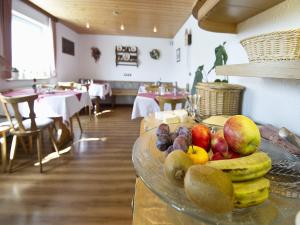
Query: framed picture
[[176, 48, 180, 62], [62, 37, 75, 56]]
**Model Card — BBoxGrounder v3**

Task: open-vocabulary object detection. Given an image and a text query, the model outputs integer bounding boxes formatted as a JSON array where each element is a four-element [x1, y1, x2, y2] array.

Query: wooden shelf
[[192, 0, 285, 34], [115, 45, 138, 67], [215, 61, 300, 79]]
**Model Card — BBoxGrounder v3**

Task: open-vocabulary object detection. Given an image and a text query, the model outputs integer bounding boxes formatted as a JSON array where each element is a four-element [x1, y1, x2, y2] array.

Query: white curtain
[[47, 17, 56, 77], [11, 11, 56, 79]]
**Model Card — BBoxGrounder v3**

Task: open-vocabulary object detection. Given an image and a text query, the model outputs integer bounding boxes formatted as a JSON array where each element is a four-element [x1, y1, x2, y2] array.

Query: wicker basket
[[240, 29, 300, 62], [196, 83, 245, 118]]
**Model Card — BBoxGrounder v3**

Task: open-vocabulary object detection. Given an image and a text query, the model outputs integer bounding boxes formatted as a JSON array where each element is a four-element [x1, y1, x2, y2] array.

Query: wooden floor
[[0, 106, 141, 225]]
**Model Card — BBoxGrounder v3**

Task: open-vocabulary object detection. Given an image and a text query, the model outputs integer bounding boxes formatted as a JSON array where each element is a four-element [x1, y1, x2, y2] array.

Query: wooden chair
[[156, 96, 186, 111], [0, 94, 59, 173], [56, 82, 75, 90], [145, 85, 159, 93]]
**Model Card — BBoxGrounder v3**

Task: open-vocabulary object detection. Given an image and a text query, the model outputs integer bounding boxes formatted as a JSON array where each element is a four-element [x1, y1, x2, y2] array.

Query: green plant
[[11, 67, 19, 72], [208, 42, 228, 75], [191, 65, 204, 95], [191, 42, 229, 94]]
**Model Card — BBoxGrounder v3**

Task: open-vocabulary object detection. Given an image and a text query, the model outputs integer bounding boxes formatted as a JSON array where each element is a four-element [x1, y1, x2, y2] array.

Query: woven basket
[[196, 83, 245, 118], [240, 29, 300, 62]]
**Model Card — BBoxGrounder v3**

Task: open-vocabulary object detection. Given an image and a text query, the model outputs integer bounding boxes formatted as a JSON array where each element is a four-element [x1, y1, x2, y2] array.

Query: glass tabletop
[[132, 123, 300, 225]]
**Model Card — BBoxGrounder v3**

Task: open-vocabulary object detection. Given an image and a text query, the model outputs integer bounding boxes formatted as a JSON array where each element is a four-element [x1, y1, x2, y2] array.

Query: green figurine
[[208, 42, 228, 75], [191, 65, 204, 95]]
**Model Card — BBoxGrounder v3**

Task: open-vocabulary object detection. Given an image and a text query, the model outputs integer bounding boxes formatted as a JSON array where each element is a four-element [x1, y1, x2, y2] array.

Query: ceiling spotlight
[[120, 24, 125, 31], [153, 26, 157, 33], [86, 22, 90, 29], [113, 10, 120, 16]]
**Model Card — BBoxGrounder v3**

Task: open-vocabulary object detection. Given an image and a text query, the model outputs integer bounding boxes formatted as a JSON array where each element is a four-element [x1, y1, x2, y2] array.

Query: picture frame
[[176, 48, 180, 62], [62, 37, 75, 56]]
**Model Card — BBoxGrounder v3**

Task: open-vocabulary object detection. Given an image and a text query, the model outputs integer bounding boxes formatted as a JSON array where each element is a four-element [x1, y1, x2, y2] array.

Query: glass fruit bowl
[[132, 123, 300, 225]]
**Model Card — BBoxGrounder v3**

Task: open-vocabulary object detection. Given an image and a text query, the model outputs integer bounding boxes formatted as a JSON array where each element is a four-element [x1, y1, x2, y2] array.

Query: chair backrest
[[57, 82, 75, 90], [156, 96, 186, 111], [0, 94, 38, 133], [162, 84, 175, 92], [145, 85, 159, 93]]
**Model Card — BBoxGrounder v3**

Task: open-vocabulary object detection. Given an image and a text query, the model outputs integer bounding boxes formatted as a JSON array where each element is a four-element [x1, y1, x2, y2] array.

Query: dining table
[[88, 82, 112, 113], [131, 91, 187, 120], [0, 88, 92, 147]]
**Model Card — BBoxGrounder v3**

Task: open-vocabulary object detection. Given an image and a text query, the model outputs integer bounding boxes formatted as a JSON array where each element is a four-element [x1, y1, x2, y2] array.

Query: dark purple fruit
[[156, 134, 172, 151], [173, 135, 188, 152], [176, 126, 190, 136], [169, 132, 178, 142], [166, 145, 174, 154], [156, 123, 170, 137]]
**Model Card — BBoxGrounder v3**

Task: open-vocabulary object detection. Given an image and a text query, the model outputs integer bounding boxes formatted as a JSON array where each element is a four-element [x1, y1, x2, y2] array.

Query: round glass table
[[132, 123, 300, 225]]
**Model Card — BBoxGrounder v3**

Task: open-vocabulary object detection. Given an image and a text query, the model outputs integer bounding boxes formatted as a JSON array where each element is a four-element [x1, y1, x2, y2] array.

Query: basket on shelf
[[196, 82, 245, 118], [240, 29, 300, 63]]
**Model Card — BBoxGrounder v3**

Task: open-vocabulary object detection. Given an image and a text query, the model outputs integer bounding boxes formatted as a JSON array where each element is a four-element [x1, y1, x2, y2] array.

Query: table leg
[[94, 96, 101, 114], [52, 117, 72, 148]]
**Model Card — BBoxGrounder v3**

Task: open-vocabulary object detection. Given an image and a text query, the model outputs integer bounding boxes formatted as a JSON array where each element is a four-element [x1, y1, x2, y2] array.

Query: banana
[[207, 152, 272, 182], [233, 177, 270, 208]]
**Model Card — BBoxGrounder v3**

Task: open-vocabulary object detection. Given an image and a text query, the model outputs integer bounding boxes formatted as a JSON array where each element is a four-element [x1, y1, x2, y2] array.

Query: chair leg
[[8, 135, 18, 173], [48, 126, 59, 156], [76, 113, 83, 134], [89, 105, 92, 120], [19, 137, 28, 154], [29, 136, 33, 153], [36, 133, 43, 173]]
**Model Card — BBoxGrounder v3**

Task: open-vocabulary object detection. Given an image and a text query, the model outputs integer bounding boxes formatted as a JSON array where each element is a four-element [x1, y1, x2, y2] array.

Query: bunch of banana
[[207, 151, 272, 208]]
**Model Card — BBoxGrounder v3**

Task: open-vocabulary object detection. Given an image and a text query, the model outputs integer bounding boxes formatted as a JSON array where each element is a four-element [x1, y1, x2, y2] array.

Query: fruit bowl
[[132, 123, 300, 225]]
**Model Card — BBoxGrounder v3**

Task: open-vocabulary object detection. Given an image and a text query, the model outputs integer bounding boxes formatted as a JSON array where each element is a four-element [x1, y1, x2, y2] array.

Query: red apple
[[222, 149, 241, 159], [211, 130, 228, 154], [211, 152, 225, 160], [224, 115, 261, 156], [191, 124, 211, 151]]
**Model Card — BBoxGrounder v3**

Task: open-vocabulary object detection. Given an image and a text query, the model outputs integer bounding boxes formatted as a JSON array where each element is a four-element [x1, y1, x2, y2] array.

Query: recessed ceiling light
[[120, 24, 125, 31], [86, 22, 90, 29], [153, 26, 157, 33], [113, 10, 120, 16]]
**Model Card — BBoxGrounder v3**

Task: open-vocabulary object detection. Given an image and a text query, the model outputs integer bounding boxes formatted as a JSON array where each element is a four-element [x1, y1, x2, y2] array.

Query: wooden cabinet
[[192, 0, 285, 34], [115, 45, 138, 67]]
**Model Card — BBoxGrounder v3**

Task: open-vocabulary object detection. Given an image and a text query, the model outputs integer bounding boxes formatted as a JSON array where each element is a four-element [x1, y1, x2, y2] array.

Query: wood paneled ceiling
[[28, 0, 196, 38]]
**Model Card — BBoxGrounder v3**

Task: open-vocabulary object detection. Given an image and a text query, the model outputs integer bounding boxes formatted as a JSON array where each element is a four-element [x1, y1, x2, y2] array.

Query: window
[[11, 10, 55, 79]]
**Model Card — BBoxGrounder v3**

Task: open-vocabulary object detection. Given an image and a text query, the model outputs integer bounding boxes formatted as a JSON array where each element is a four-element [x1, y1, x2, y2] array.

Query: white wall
[[173, 0, 300, 135], [172, 16, 246, 89], [78, 35, 173, 83], [231, 0, 300, 135], [55, 23, 80, 82]]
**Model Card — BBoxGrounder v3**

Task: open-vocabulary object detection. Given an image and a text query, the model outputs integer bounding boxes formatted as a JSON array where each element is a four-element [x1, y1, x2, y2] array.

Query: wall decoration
[[176, 48, 180, 62], [115, 45, 138, 67], [150, 49, 160, 60], [185, 29, 192, 46], [62, 37, 75, 56], [91, 47, 101, 62]]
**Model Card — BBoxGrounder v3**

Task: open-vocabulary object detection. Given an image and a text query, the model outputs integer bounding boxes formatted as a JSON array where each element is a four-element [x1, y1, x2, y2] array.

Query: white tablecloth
[[1, 90, 92, 123], [131, 96, 183, 120], [88, 83, 112, 99], [33, 91, 92, 122]]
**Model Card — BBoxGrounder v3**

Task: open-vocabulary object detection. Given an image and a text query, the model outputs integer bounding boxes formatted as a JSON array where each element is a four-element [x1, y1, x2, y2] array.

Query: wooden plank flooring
[[0, 106, 141, 225]]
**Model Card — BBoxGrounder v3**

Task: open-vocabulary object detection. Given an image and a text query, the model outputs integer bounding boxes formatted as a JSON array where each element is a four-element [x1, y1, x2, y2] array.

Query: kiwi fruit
[[184, 165, 234, 214], [164, 150, 193, 187]]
